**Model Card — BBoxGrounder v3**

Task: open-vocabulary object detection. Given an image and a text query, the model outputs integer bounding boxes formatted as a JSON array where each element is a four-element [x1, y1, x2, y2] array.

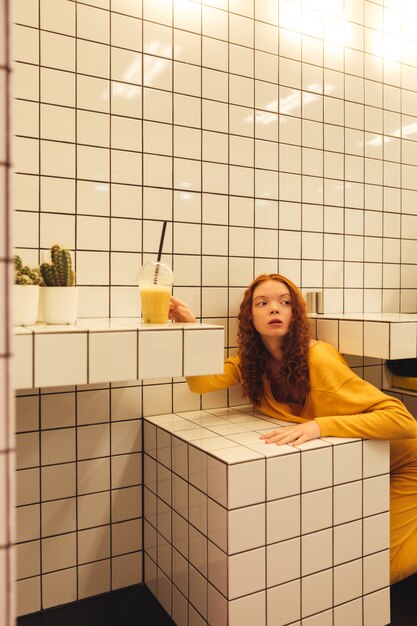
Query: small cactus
[[40, 244, 75, 286], [14, 255, 43, 285]]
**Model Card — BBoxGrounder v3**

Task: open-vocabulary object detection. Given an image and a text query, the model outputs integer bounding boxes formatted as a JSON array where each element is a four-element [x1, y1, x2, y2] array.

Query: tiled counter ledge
[[310, 312, 417, 359], [13, 319, 224, 390], [143, 406, 391, 626]]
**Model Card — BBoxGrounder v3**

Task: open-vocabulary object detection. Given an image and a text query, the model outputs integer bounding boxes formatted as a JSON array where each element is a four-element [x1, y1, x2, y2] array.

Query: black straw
[[154, 221, 167, 284], [157, 221, 167, 262]]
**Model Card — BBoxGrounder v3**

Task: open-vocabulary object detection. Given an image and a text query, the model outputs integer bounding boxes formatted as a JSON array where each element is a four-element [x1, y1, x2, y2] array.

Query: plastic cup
[[138, 262, 174, 324]]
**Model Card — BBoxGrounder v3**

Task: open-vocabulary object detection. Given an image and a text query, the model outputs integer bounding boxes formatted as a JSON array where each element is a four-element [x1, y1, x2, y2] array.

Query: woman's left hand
[[259, 420, 321, 446]]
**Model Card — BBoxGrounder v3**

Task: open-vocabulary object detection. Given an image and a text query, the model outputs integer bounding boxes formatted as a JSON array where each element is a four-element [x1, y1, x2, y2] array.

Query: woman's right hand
[[169, 296, 197, 323]]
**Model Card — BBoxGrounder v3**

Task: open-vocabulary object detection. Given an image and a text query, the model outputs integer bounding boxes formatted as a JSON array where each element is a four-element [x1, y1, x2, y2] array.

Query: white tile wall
[[144, 408, 391, 626], [15, 382, 143, 615], [8, 0, 417, 617]]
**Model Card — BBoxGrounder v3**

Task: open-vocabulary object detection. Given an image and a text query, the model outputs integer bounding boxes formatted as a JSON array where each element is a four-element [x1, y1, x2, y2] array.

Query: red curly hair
[[237, 274, 312, 407]]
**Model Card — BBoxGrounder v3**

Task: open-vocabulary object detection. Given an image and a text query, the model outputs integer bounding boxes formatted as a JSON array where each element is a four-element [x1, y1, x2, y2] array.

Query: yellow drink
[[140, 283, 171, 324]]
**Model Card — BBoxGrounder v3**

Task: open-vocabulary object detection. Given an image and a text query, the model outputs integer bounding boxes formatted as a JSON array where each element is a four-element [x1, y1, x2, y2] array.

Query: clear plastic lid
[[138, 261, 174, 286]]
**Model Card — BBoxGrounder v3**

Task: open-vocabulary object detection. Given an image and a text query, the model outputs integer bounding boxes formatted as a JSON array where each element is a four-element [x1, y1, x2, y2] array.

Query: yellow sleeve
[[186, 356, 242, 394], [316, 376, 417, 440], [310, 342, 417, 440]]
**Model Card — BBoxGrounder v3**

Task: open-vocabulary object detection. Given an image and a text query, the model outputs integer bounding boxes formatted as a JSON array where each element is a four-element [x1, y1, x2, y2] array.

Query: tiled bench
[[13, 319, 224, 389], [143, 406, 391, 626], [310, 312, 417, 359]]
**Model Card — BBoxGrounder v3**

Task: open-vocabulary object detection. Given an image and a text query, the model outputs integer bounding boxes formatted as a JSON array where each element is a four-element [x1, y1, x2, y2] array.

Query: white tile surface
[[188, 564, 207, 620], [267, 495, 300, 544], [390, 323, 417, 359], [301, 569, 333, 618], [157, 464, 171, 507], [364, 322, 390, 359], [207, 541, 227, 596], [13, 334, 33, 389], [170, 511, 187, 568], [301, 488, 332, 534], [333, 441, 362, 485], [138, 329, 183, 380], [301, 447, 333, 492], [301, 528, 332, 577], [363, 587, 390, 626], [188, 446, 207, 492], [334, 481, 362, 525], [34, 332, 88, 387], [363, 512, 390, 557], [207, 499, 227, 553], [363, 440, 390, 478], [89, 331, 137, 383], [172, 436, 188, 479], [334, 520, 363, 566], [188, 486, 207, 536], [229, 590, 266, 626], [267, 580, 300, 626], [207, 456, 227, 507], [208, 444, 260, 462], [156, 428, 171, 469], [172, 475, 188, 522], [339, 320, 363, 355], [333, 597, 363, 625], [363, 475, 390, 517], [266, 453, 300, 500], [267, 538, 300, 587], [334, 559, 363, 606], [228, 460, 265, 509], [316, 319, 339, 349], [183, 328, 224, 376], [189, 526, 207, 577], [207, 583, 227, 626], [172, 548, 188, 597], [228, 504, 265, 554], [363, 550, 390, 594]]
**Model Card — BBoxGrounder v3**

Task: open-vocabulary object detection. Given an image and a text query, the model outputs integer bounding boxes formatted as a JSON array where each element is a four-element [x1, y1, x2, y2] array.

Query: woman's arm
[[186, 357, 242, 393], [168, 296, 242, 394], [315, 376, 417, 440], [259, 377, 416, 446], [261, 342, 417, 446], [310, 342, 417, 441]]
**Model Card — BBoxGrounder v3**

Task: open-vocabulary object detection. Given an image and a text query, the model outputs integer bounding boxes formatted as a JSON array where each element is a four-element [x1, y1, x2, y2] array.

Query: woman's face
[[251, 280, 293, 342]]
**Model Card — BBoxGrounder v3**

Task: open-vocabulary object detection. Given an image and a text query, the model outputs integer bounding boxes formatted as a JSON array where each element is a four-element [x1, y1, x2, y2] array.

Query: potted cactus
[[13, 255, 43, 325], [40, 244, 78, 324]]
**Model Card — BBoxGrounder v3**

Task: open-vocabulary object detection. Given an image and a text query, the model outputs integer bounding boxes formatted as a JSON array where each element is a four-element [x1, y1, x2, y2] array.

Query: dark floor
[[390, 573, 417, 626], [17, 576, 417, 626], [17, 585, 174, 626]]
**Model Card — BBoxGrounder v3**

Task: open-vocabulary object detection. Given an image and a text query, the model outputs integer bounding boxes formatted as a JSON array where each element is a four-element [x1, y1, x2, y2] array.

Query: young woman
[[169, 273, 417, 584]]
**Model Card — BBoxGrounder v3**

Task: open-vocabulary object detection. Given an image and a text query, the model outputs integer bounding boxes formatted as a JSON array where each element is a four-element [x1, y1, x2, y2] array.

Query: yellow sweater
[[187, 340, 417, 443]]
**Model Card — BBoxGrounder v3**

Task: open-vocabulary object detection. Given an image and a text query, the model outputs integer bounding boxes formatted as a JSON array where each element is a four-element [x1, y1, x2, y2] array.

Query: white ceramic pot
[[41, 286, 79, 324], [13, 285, 40, 325]]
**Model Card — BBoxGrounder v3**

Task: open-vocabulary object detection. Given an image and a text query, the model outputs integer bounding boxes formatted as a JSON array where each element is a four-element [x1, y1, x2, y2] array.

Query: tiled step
[[13, 319, 224, 389], [311, 312, 417, 359]]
